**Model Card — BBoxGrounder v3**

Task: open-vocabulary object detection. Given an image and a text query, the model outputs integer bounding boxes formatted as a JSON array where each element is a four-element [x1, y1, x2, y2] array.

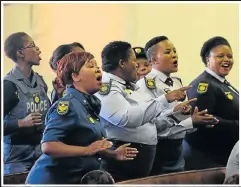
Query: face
[[206, 45, 233, 77], [152, 40, 178, 75], [18, 35, 41, 66], [73, 59, 102, 94], [136, 58, 152, 80], [121, 48, 137, 82]]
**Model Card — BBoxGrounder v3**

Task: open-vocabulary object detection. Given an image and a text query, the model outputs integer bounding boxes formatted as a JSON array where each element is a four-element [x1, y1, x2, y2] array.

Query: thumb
[[121, 143, 131, 148], [193, 106, 198, 114]]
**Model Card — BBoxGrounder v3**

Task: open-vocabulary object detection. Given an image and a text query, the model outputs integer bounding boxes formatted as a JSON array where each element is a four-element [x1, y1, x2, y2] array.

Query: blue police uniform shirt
[[26, 87, 106, 184]]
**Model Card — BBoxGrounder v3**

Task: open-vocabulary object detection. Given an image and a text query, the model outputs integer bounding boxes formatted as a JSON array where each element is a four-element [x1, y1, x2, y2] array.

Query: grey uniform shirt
[[225, 141, 239, 180], [137, 68, 195, 139], [95, 72, 173, 145]]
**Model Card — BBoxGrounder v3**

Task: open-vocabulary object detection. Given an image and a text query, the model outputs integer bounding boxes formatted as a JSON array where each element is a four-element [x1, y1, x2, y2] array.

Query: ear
[[119, 59, 125, 69], [72, 72, 81, 82], [206, 56, 210, 66], [16, 50, 24, 58]]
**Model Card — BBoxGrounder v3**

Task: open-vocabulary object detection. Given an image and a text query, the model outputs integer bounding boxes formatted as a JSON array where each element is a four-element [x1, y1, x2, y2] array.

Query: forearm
[[41, 142, 89, 158]]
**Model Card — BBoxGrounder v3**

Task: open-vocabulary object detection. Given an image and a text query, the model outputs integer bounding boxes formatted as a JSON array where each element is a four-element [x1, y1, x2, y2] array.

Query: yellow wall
[[3, 3, 239, 95]]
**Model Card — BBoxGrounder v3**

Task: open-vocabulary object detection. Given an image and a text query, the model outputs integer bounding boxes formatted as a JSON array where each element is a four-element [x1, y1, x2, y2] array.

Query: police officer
[[137, 35, 218, 175], [49, 42, 85, 104], [95, 41, 196, 182], [185, 36, 239, 169], [133, 47, 152, 80], [3, 32, 50, 175], [26, 51, 138, 184]]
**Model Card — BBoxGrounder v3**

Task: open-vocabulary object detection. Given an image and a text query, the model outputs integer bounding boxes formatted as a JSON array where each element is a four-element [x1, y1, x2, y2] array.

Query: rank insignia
[[33, 94, 40, 104], [164, 88, 171, 94], [62, 89, 67, 97], [99, 82, 111, 95], [145, 77, 156, 89], [57, 101, 69, 115], [135, 48, 142, 54], [124, 89, 131, 94], [225, 92, 233, 100], [197, 82, 208, 94]]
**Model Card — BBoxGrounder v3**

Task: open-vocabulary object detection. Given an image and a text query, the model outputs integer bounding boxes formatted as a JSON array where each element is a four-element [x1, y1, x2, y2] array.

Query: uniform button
[[83, 100, 87, 103], [98, 158, 102, 161]]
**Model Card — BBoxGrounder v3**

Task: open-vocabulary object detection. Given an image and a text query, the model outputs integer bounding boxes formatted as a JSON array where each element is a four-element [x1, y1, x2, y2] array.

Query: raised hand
[[114, 143, 138, 161], [166, 85, 192, 103]]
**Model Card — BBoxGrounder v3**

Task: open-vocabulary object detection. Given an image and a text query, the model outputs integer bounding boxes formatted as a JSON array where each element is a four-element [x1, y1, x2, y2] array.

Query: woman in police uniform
[[185, 36, 239, 169], [49, 42, 85, 104], [3, 32, 50, 175], [26, 51, 138, 184]]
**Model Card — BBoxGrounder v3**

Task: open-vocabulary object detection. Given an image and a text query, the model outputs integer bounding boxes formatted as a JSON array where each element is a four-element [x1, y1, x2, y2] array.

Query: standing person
[[185, 36, 239, 169], [137, 35, 218, 175], [3, 32, 50, 175], [26, 51, 138, 184], [133, 47, 152, 80], [49, 42, 85, 104], [95, 41, 212, 181]]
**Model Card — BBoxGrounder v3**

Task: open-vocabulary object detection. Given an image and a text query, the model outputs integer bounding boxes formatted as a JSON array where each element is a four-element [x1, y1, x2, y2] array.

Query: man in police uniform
[[185, 36, 239, 169], [3, 32, 50, 175], [137, 35, 218, 175]]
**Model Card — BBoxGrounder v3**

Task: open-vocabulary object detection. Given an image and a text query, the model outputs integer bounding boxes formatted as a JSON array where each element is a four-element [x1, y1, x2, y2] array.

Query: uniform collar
[[66, 87, 89, 102], [102, 72, 138, 90], [151, 68, 170, 82], [205, 68, 225, 83]]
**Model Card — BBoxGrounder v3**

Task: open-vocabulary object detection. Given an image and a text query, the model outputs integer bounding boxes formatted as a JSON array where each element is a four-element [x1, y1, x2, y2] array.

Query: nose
[[223, 55, 231, 62], [140, 67, 147, 72]]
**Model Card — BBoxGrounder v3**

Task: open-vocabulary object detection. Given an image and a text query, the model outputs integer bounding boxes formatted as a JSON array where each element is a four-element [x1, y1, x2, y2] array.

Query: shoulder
[[36, 72, 48, 91], [172, 76, 183, 85]]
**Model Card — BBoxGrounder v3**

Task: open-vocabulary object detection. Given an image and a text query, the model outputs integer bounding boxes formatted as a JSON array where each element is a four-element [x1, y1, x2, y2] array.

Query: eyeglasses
[[19, 43, 36, 50]]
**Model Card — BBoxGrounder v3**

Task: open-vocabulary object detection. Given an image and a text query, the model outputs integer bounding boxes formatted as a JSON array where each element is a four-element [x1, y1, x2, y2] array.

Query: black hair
[[81, 170, 115, 184], [4, 32, 28, 62], [101, 41, 132, 72], [200, 36, 231, 65], [144, 36, 169, 61], [133, 47, 147, 59], [69, 42, 85, 50]]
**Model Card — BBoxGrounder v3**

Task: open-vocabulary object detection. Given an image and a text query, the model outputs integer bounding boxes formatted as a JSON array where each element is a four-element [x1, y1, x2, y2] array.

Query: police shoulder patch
[[144, 77, 156, 89], [164, 88, 171, 94], [225, 92, 233, 100], [57, 100, 69, 115], [197, 82, 209, 94], [99, 81, 111, 95]]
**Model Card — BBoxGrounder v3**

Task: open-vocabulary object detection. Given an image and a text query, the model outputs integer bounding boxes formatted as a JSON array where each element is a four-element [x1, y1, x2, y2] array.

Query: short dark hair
[[200, 36, 231, 65], [81, 170, 115, 184], [69, 42, 85, 50], [57, 51, 94, 87], [144, 36, 169, 61], [4, 32, 28, 62], [101, 41, 132, 72]]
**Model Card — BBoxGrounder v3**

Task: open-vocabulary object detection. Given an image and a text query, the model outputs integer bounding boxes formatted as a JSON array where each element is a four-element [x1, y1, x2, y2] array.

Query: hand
[[191, 107, 219, 128], [52, 78, 65, 96], [173, 98, 197, 114], [85, 138, 113, 156], [18, 112, 42, 128], [166, 85, 192, 103], [114, 143, 138, 161]]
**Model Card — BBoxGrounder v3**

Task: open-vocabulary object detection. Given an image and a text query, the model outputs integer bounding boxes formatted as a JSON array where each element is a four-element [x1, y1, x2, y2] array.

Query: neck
[[110, 69, 126, 82], [153, 66, 170, 77], [73, 83, 90, 95], [16, 61, 32, 77]]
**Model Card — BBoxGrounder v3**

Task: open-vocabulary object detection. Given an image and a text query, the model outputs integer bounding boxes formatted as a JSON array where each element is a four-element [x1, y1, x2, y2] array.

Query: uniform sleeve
[[41, 103, 77, 143], [4, 80, 20, 135], [99, 91, 169, 128], [187, 81, 238, 129]]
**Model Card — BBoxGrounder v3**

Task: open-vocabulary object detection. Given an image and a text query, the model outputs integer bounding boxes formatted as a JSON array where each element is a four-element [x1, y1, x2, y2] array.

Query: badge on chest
[[33, 93, 40, 104], [225, 92, 233, 100]]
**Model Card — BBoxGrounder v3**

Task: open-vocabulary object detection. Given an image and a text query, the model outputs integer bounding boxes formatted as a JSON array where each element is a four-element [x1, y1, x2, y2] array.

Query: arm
[[41, 104, 111, 158], [4, 80, 20, 135], [99, 91, 169, 128]]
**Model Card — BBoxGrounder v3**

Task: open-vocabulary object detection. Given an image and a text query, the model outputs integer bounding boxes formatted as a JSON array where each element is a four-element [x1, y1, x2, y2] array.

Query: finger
[[126, 147, 138, 152], [120, 143, 131, 148], [193, 106, 198, 114], [187, 98, 197, 104], [124, 157, 134, 160], [33, 122, 42, 126], [205, 125, 215, 128], [197, 109, 208, 115], [201, 116, 216, 120], [126, 154, 137, 158], [31, 112, 42, 116], [33, 119, 42, 123], [180, 85, 192, 91]]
